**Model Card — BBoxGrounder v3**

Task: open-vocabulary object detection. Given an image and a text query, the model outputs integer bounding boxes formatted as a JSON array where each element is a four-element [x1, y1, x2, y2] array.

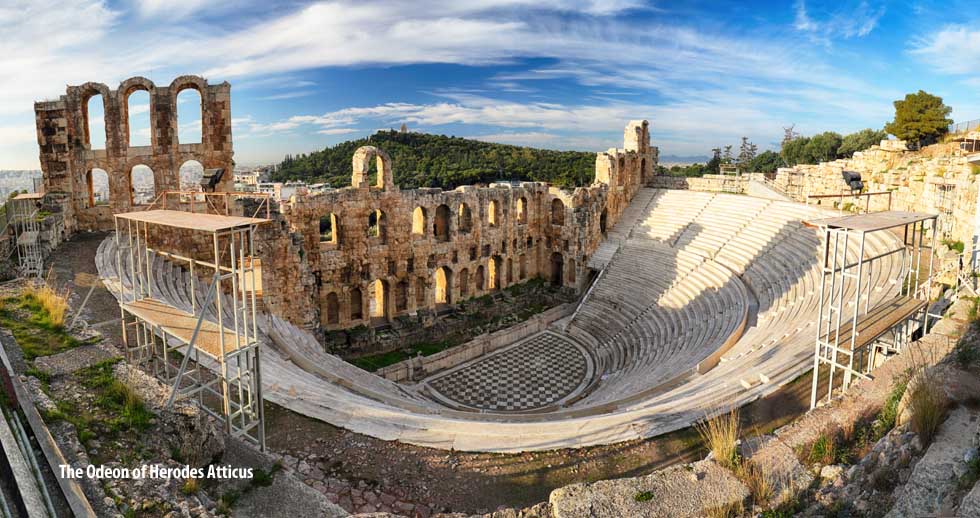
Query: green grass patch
[[0, 294, 92, 359], [634, 491, 654, 502], [349, 339, 456, 371], [943, 239, 966, 254], [77, 360, 154, 432], [250, 463, 282, 488]]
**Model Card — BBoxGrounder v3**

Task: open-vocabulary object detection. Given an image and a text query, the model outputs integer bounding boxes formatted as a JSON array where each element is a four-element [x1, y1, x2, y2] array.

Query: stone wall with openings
[[34, 75, 235, 234], [258, 120, 657, 330]]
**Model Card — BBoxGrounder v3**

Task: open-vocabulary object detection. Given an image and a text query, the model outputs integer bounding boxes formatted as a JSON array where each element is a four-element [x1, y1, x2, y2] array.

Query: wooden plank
[[121, 298, 245, 358], [822, 296, 926, 352], [114, 209, 269, 232], [12, 192, 44, 200], [806, 211, 937, 232]]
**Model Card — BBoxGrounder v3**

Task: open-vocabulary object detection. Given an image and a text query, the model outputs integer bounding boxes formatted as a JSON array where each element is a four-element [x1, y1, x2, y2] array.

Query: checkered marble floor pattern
[[425, 331, 591, 411]]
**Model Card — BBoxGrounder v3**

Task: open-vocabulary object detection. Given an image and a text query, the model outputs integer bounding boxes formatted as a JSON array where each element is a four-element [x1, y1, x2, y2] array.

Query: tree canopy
[[271, 130, 598, 189], [884, 90, 953, 149], [837, 128, 888, 158]]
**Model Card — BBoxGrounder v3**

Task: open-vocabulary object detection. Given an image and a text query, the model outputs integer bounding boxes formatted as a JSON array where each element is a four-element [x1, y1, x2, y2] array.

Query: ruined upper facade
[[34, 77, 656, 332], [257, 121, 657, 330], [34, 76, 234, 233]]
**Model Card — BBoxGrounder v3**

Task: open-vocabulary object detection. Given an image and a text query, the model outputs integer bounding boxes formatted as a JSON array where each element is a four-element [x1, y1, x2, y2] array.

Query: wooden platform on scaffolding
[[121, 298, 246, 358], [114, 209, 269, 231], [822, 295, 926, 352]]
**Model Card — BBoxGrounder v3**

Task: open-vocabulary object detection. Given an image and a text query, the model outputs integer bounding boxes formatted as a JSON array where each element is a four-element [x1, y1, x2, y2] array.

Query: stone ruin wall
[[34, 76, 235, 234], [774, 140, 979, 284], [259, 120, 657, 331], [34, 82, 656, 335]]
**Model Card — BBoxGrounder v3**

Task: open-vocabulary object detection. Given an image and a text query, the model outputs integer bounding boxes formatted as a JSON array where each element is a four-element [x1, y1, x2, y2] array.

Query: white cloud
[[911, 25, 980, 75], [793, 0, 886, 42], [317, 128, 359, 135]]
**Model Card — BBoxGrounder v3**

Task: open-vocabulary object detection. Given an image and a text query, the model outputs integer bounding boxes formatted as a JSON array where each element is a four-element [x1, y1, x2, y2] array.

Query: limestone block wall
[[35, 76, 235, 234], [259, 120, 657, 330], [774, 141, 979, 260]]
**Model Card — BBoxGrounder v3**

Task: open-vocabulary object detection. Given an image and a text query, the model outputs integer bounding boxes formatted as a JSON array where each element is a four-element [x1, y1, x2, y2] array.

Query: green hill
[[270, 130, 597, 189]]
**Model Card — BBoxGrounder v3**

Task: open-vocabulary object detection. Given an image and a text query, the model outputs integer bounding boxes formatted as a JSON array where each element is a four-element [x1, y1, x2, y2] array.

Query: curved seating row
[[93, 189, 908, 452]]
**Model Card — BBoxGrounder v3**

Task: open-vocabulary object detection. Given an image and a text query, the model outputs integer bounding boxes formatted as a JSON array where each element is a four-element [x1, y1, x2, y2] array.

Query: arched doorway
[[350, 288, 363, 320], [600, 208, 608, 235], [369, 279, 389, 322], [488, 256, 502, 290], [179, 160, 204, 191], [85, 94, 106, 149], [458, 203, 473, 233], [87, 168, 109, 207], [323, 292, 339, 325], [550, 253, 564, 286], [474, 265, 485, 292], [127, 89, 152, 147], [130, 165, 155, 206], [435, 267, 452, 305]]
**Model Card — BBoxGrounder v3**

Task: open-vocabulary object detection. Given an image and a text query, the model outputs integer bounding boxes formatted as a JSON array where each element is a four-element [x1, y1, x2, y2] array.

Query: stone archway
[[352, 146, 394, 190]]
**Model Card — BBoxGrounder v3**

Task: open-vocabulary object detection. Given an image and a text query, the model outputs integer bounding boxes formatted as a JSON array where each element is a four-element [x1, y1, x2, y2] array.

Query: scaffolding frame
[[10, 193, 45, 278], [808, 211, 938, 409], [113, 209, 269, 449]]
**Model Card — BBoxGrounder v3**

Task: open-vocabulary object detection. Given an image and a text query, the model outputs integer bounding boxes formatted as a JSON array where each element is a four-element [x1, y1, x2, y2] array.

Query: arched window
[[176, 88, 202, 144], [87, 168, 109, 207], [516, 197, 527, 224], [488, 256, 502, 290], [506, 258, 513, 286], [435, 267, 452, 305], [459, 268, 470, 296], [368, 209, 387, 243], [434, 204, 451, 241], [412, 207, 427, 236], [350, 288, 363, 320], [369, 279, 388, 319], [600, 208, 608, 234], [550, 198, 565, 226], [319, 213, 339, 244], [458, 203, 472, 233], [130, 165, 155, 205], [519, 254, 527, 280], [324, 292, 339, 325], [85, 94, 106, 149], [179, 160, 203, 191], [488, 200, 498, 227], [474, 265, 485, 293], [127, 89, 151, 147], [395, 281, 408, 312]]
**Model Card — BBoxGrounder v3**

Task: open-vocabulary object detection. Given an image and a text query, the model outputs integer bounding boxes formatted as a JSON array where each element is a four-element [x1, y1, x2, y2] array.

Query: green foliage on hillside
[[272, 130, 598, 189], [838, 128, 888, 158]]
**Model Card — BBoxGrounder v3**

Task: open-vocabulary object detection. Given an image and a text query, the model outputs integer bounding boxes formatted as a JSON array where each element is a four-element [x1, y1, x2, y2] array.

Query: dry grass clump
[[736, 460, 775, 507], [697, 408, 741, 469], [908, 368, 949, 446], [22, 281, 70, 328]]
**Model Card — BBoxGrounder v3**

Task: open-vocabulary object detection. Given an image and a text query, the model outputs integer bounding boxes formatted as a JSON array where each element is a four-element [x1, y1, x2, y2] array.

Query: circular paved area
[[424, 331, 594, 412]]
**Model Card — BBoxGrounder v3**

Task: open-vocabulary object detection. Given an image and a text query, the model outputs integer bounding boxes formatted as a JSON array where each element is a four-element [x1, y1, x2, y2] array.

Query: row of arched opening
[[321, 253, 574, 326], [84, 88, 203, 150], [318, 198, 566, 245], [84, 160, 204, 208]]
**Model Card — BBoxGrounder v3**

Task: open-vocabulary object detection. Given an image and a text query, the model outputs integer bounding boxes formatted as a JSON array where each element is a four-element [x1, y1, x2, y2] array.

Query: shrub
[[697, 408, 741, 469], [908, 369, 948, 446], [181, 478, 199, 495], [634, 491, 653, 502], [22, 282, 70, 328]]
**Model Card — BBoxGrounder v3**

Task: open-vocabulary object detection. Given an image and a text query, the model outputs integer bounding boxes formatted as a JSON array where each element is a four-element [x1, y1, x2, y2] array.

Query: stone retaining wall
[[375, 303, 575, 382]]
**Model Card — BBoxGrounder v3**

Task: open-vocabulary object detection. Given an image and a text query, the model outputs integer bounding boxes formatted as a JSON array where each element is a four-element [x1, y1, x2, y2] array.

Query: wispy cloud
[[793, 0, 886, 44], [910, 25, 980, 75]]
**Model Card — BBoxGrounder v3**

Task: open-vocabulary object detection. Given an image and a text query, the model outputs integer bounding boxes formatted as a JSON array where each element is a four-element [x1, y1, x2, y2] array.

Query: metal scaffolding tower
[[807, 211, 938, 409], [10, 193, 45, 278], [114, 209, 270, 449]]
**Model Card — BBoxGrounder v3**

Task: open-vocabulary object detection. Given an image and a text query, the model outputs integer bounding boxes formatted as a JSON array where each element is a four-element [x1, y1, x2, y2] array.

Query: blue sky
[[2, 0, 979, 168]]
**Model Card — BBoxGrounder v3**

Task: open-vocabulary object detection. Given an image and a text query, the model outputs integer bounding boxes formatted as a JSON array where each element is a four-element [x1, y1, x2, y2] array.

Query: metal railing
[[950, 119, 980, 134], [805, 190, 892, 215]]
